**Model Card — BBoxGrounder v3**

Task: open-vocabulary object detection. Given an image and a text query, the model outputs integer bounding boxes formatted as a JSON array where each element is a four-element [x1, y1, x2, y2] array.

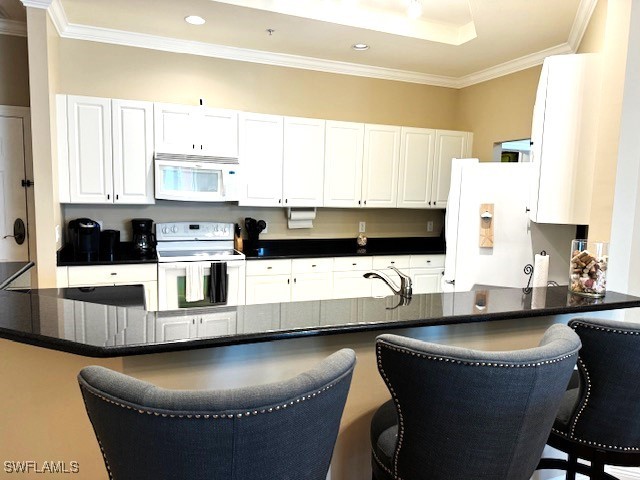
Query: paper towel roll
[[288, 208, 316, 221], [531, 286, 547, 309], [532, 253, 549, 288]]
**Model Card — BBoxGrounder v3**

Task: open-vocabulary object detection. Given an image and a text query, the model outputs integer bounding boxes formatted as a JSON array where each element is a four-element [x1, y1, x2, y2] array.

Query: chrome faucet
[[363, 265, 413, 298]]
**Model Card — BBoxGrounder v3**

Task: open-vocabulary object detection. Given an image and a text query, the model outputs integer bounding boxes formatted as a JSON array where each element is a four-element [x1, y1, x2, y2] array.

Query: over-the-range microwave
[[154, 153, 239, 202]]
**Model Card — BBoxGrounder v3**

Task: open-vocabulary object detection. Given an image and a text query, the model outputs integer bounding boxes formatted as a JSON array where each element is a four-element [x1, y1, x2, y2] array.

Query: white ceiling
[[8, 0, 596, 87]]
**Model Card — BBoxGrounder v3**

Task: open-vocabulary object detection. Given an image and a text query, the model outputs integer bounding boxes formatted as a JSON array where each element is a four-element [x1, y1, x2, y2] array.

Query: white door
[[410, 269, 443, 294], [282, 117, 325, 207], [291, 272, 333, 301], [397, 127, 436, 209], [238, 113, 284, 207], [432, 130, 472, 208], [362, 124, 401, 208], [197, 311, 237, 337], [0, 113, 29, 261], [153, 103, 195, 155], [112, 99, 155, 204], [67, 96, 113, 203], [245, 275, 291, 305], [332, 271, 372, 299], [200, 108, 239, 158], [323, 121, 364, 208]]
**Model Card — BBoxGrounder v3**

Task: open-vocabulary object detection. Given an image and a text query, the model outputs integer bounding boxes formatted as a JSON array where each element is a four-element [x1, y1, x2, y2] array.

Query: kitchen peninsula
[[1, 285, 639, 357]]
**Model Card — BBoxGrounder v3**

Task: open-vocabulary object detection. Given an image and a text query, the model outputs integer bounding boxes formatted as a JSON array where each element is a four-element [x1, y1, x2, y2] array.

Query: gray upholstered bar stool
[[370, 324, 581, 480], [537, 317, 640, 480], [78, 349, 356, 480]]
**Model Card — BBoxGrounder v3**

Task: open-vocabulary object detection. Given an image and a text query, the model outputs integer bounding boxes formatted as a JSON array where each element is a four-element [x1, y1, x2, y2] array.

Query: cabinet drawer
[[333, 256, 373, 272], [409, 255, 445, 269], [68, 264, 157, 286], [291, 258, 333, 274], [246, 259, 292, 276], [372, 255, 410, 270]]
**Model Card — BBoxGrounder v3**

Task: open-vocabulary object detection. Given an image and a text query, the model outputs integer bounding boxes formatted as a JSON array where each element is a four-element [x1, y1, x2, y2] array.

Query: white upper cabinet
[[397, 127, 436, 208], [66, 95, 113, 203], [529, 54, 599, 225], [112, 99, 154, 204], [362, 124, 401, 208], [324, 121, 364, 208], [282, 117, 325, 207], [153, 103, 238, 158], [62, 95, 155, 204], [432, 130, 473, 208], [238, 112, 284, 207]]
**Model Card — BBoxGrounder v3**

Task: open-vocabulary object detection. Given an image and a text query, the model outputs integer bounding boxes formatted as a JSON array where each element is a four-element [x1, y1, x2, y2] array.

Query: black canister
[[100, 230, 120, 261]]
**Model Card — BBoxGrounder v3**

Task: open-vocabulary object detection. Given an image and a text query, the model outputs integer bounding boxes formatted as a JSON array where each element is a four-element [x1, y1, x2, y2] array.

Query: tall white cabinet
[[362, 124, 401, 208], [431, 130, 473, 208], [323, 121, 365, 208], [238, 112, 284, 207], [282, 117, 325, 207], [60, 95, 155, 204], [528, 54, 599, 225]]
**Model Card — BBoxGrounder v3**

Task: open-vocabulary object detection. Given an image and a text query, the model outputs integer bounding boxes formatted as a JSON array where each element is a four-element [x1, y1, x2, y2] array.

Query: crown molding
[[568, 0, 598, 50], [0, 18, 27, 37], [20, 0, 52, 8], [43, 0, 595, 89], [455, 43, 574, 89]]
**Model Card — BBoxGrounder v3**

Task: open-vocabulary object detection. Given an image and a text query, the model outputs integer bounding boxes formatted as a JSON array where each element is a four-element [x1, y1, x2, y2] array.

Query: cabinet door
[[197, 311, 237, 338], [410, 268, 443, 294], [155, 315, 197, 342], [153, 103, 195, 155], [432, 130, 472, 208], [245, 275, 291, 305], [200, 108, 239, 158], [112, 99, 155, 204], [362, 124, 401, 208], [333, 271, 372, 299], [238, 113, 284, 207], [282, 117, 325, 207], [67, 96, 113, 203], [292, 272, 333, 301], [397, 127, 436, 208], [323, 121, 364, 208]]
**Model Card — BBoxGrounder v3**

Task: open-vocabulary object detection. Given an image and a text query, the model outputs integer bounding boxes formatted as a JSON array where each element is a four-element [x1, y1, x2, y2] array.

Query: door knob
[[3, 218, 26, 245]]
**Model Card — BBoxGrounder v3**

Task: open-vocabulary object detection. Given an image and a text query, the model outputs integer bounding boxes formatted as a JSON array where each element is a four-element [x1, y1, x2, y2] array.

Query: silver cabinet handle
[[445, 279, 455, 285]]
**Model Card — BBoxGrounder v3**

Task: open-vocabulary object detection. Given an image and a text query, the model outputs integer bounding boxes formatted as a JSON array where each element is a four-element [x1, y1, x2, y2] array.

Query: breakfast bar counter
[[2, 285, 639, 358]]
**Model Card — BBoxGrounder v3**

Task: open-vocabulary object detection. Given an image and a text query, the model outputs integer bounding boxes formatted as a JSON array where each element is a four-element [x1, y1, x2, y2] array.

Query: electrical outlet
[[96, 220, 104, 230], [427, 221, 434, 232], [55, 225, 61, 243], [359, 221, 366, 233], [261, 222, 268, 234]]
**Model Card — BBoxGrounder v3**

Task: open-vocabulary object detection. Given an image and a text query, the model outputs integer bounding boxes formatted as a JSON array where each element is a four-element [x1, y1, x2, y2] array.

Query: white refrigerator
[[443, 159, 577, 292]]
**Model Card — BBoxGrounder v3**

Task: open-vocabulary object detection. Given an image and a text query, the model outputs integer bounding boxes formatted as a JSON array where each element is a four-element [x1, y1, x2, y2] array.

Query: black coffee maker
[[131, 218, 155, 255], [69, 218, 101, 261]]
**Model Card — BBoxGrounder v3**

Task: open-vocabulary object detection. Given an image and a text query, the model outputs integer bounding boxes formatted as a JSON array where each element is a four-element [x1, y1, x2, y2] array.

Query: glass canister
[[569, 239, 609, 297]]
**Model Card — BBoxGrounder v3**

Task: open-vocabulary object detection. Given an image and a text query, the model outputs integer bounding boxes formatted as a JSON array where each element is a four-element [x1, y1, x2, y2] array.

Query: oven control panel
[[156, 222, 234, 241]]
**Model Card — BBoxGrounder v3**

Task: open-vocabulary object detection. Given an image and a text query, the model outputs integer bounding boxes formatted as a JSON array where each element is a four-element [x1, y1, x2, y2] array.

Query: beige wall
[[578, 0, 631, 242], [57, 39, 458, 129], [0, 34, 30, 107], [456, 66, 542, 162], [26, 11, 63, 287]]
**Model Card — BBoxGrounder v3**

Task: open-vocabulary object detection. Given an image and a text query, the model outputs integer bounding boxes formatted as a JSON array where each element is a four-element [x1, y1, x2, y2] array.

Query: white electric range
[[156, 222, 246, 311]]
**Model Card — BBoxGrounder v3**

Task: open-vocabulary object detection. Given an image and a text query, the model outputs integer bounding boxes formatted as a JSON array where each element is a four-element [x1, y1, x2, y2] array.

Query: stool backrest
[[376, 324, 580, 480], [568, 318, 640, 449], [78, 349, 355, 480]]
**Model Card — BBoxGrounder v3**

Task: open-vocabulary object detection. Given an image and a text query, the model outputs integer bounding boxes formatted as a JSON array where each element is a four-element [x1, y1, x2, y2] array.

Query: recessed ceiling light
[[407, 0, 422, 19], [185, 15, 206, 26], [352, 43, 370, 51]]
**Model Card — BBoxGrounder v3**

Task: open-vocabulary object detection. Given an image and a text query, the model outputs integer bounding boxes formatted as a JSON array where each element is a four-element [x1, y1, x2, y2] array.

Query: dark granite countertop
[[1, 286, 639, 358], [0, 261, 34, 290], [57, 242, 157, 266], [243, 236, 445, 259]]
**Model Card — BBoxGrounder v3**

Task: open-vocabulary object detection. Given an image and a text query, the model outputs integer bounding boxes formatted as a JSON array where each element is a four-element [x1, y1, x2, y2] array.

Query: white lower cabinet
[[245, 258, 333, 305], [332, 257, 374, 299], [155, 310, 237, 342], [408, 255, 446, 294], [60, 264, 158, 311]]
